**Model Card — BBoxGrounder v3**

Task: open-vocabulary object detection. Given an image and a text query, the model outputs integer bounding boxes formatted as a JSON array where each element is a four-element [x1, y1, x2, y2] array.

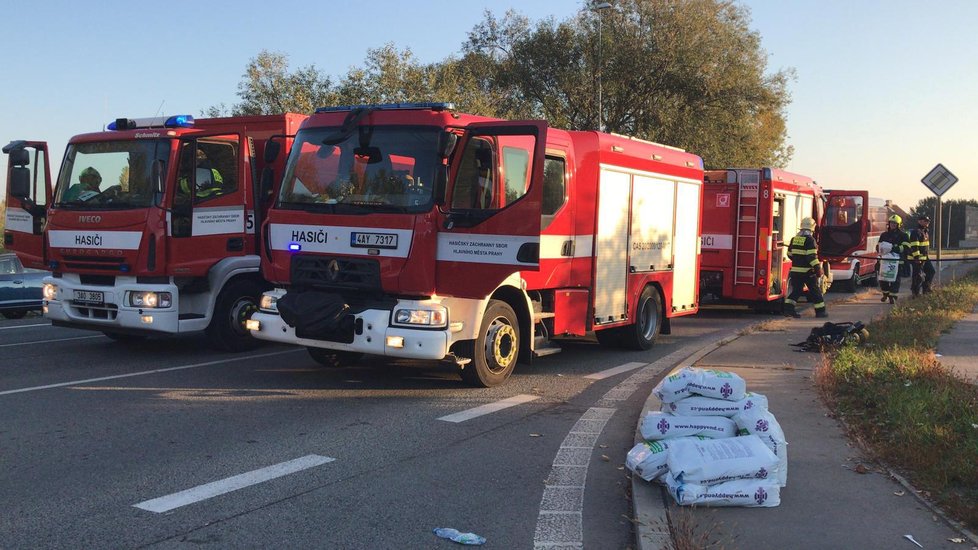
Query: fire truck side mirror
[[260, 167, 275, 202], [9, 167, 30, 199], [264, 141, 281, 163], [151, 160, 164, 196], [438, 131, 458, 157]]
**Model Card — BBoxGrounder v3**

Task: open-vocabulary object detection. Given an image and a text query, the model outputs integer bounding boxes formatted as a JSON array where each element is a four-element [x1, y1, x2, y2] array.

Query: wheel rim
[[230, 297, 258, 336], [637, 296, 658, 340], [484, 318, 517, 374]]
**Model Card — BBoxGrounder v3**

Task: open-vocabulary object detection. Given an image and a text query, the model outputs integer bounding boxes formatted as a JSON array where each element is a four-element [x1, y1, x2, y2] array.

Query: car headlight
[[129, 291, 172, 308], [259, 294, 278, 313], [393, 307, 447, 327], [43, 283, 58, 301]]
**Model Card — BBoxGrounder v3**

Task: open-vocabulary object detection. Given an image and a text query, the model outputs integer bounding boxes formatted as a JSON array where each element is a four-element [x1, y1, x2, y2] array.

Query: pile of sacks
[[625, 367, 787, 507]]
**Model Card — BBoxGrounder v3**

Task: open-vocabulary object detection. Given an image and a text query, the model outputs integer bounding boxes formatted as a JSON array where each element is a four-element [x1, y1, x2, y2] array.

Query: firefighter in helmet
[[909, 215, 935, 296], [878, 214, 911, 303], [784, 217, 827, 318]]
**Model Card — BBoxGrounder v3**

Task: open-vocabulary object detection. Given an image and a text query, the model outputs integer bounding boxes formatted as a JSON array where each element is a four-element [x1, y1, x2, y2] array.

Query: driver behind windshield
[[63, 167, 102, 201]]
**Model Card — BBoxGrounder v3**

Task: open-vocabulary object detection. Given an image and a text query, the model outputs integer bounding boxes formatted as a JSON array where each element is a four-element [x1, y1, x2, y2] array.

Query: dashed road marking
[[0, 323, 51, 331], [134, 454, 336, 513], [584, 361, 647, 380], [0, 335, 103, 348], [437, 394, 541, 423], [0, 349, 300, 396]]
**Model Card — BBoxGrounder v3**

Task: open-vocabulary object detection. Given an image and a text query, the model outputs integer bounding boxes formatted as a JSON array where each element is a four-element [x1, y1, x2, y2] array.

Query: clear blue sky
[[2, 0, 975, 212]]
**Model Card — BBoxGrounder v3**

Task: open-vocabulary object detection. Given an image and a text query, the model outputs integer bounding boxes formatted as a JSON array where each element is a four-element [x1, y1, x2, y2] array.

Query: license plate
[[73, 290, 104, 305], [350, 232, 398, 249]]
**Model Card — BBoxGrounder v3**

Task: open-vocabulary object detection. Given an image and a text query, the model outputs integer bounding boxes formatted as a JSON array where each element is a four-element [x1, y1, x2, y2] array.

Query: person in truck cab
[[63, 166, 102, 201]]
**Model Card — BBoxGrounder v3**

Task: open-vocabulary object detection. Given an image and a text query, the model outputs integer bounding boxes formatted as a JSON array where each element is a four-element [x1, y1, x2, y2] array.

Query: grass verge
[[815, 271, 978, 530]]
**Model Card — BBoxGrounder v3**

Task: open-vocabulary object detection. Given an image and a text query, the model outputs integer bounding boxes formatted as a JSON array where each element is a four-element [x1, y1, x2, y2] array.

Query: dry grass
[[667, 508, 735, 550]]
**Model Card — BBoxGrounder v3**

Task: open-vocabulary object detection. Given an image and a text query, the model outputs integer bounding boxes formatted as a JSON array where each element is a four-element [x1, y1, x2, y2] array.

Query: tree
[[205, 51, 337, 116], [463, 1, 795, 166], [911, 197, 978, 248]]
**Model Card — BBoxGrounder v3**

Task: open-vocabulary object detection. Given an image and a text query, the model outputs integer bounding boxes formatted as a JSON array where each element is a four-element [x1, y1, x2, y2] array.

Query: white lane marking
[[134, 454, 335, 513], [437, 394, 541, 423], [0, 349, 300, 396], [0, 335, 103, 348], [0, 323, 51, 331], [584, 361, 647, 380], [533, 345, 699, 549]]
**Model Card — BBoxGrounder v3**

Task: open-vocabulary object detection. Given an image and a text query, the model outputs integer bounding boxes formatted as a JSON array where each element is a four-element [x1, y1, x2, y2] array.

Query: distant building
[[961, 206, 978, 248]]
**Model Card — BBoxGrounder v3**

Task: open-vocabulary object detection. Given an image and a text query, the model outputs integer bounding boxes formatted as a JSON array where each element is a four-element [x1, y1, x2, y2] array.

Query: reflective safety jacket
[[908, 226, 930, 260], [788, 231, 820, 274], [880, 228, 911, 258]]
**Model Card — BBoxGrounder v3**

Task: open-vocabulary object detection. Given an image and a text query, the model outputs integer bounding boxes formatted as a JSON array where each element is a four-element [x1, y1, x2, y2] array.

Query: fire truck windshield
[[277, 126, 440, 213], [55, 139, 169, 209]]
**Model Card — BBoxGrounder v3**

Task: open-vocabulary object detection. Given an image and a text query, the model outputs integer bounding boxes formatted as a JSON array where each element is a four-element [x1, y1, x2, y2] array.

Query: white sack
[[625, 436, 704, 481], [666, 434, 779, 485], [664, 472, 781, 508], [652, 367, 694, 403], [735, 409, 788, 486], [640, 412, 737, 441], [686, 369, 747, 401], [662, 392, 768, 417], [879, 252, 899, 283]]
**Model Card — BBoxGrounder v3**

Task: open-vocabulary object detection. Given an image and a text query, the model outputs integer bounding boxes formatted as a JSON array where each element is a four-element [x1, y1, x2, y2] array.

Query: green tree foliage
[[911, 197, 978, 248], [211, 1, 794, 166]]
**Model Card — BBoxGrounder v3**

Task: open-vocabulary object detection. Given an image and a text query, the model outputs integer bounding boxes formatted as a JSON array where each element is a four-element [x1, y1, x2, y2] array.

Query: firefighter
[[878, 214, 911, 303], [909, 215, 935, 296], [784, 217, 827, 318]]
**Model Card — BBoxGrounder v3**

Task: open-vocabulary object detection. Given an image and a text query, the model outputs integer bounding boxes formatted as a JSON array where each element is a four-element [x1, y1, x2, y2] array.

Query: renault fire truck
[[3, 113, 306, 350], [698, 168, 872, 310], [820, 192, 889, 292], [246, 103, 703, 386]]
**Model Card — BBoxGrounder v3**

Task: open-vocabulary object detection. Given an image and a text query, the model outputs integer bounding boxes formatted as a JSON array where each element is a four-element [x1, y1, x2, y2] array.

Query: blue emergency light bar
[[107, 115, 195, 131], [314, 102, 455, 114]]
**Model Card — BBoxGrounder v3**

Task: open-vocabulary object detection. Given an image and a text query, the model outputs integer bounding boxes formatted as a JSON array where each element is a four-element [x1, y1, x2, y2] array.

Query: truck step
[[533, 344, 562, 358]]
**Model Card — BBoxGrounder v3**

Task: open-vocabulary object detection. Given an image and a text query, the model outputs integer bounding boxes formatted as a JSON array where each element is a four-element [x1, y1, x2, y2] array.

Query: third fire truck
[[247, 102, 703, 386]]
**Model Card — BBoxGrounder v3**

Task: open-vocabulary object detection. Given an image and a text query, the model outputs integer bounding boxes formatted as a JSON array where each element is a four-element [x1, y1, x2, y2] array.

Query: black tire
[[307, 347, 364, 368], [839, 265, 858, 293], [207, 279, 264, 352], [102, 332, 147, 342], [2, 309, 28, 320], [618, 286, 663, 350], [460, 300, 520, 387], [595, 328, 621, 348]]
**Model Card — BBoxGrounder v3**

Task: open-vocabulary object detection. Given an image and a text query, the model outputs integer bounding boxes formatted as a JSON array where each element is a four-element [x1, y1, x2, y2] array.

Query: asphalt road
[[0, 308, 761, 549]]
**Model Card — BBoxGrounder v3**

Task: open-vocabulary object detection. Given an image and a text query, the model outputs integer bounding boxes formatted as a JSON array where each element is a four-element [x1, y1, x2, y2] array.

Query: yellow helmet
[[888, 214, 902, 226], [800, 217, 816, 231]]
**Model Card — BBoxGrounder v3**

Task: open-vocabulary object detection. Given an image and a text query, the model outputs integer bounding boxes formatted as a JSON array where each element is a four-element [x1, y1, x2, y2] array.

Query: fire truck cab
[[820, 192, 888, 292], [247, 103, 703, 386], [3, 113, 306, 349]]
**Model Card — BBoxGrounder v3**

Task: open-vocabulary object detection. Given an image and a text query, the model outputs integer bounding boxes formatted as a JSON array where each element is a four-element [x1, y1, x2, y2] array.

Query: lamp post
[[593, 2, 612, 132]]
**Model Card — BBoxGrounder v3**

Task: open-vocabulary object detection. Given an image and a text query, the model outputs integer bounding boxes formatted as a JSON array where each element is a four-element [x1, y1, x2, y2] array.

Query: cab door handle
[[226, 237, 244, 252]]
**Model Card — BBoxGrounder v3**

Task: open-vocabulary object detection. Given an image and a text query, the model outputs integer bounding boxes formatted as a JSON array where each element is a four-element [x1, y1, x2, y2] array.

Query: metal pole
[[946, 202, 953, 248], [936, 196, 942, 285], [598, 14, 603, 132]]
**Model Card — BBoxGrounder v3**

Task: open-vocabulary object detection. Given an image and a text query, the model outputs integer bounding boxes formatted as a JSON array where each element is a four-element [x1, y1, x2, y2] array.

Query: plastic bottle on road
[[433, 527, 486, 545]]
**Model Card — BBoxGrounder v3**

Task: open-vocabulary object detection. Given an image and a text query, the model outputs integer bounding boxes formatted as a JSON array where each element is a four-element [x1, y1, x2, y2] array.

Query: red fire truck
[[698, 168, 871, 309], [821, 193, 888, 292], [3, 113, 306, 350], [246, 102, 703, 386]]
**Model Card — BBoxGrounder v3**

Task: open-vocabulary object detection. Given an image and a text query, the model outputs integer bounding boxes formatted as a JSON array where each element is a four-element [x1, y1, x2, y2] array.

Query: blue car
[[0, 252, 47, 319]]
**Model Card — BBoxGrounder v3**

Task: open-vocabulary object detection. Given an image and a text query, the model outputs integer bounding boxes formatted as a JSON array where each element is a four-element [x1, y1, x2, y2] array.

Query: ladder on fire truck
[[734, 179, 760, 285]]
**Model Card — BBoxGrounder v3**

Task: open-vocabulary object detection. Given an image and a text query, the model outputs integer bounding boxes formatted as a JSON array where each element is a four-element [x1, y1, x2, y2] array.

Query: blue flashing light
[[314, 102, 455, 114], [288, 243, 302, 252], [48, 261, 59, 270], [164, 115, 194, 128], [107, 120, 120, 131], [120, 263, 131, 273]]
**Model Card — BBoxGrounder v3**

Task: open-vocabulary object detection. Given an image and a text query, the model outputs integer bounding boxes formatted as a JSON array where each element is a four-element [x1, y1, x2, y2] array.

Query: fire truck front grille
[[63, 256, 126, 272], [290, 255, 382, 291], [69, 303, 119, 321]]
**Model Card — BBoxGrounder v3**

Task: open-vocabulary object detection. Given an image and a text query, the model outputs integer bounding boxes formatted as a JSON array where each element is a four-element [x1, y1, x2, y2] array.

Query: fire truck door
[[169, 136, 248, 276], [819, 191, 869, 259], [3, 141, 52, 269], [437, 121, 546, 299]]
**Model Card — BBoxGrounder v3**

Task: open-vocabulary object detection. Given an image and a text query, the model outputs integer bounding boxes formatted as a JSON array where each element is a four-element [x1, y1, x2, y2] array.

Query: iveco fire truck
[[698, 168, 871, 309], [3, 113, 306, 349], [246, 102, 703, 386]]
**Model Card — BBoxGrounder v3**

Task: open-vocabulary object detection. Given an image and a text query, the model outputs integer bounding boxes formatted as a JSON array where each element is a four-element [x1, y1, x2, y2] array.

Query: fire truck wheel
[[2, 309, 28, 320], [307, 347, 364, 368], [208, 279, 263, 352], [619, 287, 662, 350], [460, 300, 520, 387]]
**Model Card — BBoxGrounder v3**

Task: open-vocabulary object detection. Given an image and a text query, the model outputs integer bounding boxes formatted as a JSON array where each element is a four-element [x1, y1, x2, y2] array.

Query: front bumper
[[43, 275, 180, 334], [248, 308, 449, 360]]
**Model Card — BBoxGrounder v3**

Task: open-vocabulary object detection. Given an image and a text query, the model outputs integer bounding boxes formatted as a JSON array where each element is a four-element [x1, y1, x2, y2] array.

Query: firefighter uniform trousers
[[784, 232, 826, 316]]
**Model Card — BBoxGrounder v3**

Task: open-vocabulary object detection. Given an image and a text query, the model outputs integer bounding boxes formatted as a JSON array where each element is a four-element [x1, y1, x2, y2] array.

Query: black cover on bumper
[[276, 291, 354, 342]]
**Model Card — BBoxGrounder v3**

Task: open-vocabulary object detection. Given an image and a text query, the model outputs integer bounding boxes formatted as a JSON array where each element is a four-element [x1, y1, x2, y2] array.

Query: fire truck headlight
[[43, 283, 58, 301], [130, 291, 172, 308], [393, 306, 447, 328], [259, 294, 279, 313]]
